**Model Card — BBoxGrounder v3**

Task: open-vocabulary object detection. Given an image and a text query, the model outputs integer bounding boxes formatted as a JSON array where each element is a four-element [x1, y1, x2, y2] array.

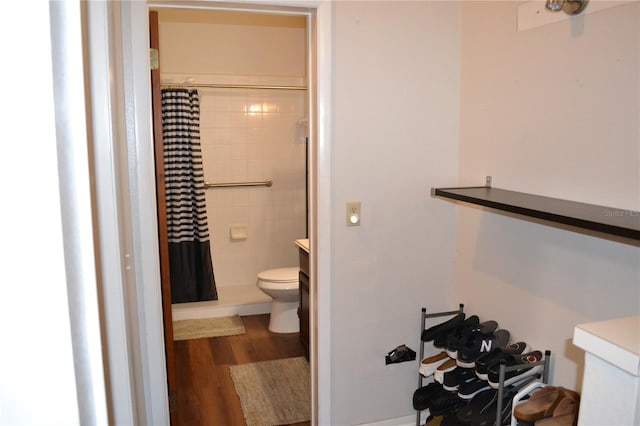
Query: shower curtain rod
[[161, 82, 307, 91]]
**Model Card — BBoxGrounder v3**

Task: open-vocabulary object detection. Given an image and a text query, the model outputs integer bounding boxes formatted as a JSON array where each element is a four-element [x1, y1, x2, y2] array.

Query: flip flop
[[513, 386, 564, 422]]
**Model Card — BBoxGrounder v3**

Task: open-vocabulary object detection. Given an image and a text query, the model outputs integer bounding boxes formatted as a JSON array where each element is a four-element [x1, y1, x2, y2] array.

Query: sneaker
[[457, 377, 492, 400], [456, 329, 510, 368], [442, 367, 475, 392], [487, 350, 544, 389], [419, 351, 450, 377], [433, 359, 457, 384], [421, 313, 465, 342], [475, 342, 529, 380]]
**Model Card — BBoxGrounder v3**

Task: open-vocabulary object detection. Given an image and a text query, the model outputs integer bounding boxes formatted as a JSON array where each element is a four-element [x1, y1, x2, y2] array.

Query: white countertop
[[295, 238, 309, 253], [573, 315, 640, 376]]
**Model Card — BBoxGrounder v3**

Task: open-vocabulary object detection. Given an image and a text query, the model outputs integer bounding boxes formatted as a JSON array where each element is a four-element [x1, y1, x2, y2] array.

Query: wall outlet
[[346, 201, 361, 226]]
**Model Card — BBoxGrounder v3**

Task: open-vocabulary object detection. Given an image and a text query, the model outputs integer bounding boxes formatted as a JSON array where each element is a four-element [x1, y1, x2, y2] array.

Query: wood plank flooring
[[174, 314, 310, 426]]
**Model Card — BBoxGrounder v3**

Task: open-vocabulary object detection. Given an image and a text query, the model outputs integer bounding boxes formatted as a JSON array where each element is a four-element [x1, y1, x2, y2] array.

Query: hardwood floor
[[174, 314, 310, 426]]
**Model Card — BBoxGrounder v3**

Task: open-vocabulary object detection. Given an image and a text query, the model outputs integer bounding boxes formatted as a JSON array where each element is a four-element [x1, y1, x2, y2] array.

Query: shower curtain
[[161, 88, 218, 303]]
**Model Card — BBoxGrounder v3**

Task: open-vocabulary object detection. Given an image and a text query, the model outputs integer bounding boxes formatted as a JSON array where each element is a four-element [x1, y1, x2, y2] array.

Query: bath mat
[[229, 357, 310, 426], [173, 315, 246, 341]]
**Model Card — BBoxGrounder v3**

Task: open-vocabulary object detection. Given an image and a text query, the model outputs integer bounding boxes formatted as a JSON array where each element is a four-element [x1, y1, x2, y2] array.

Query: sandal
[[534, 391, 580, 426], [513, 385, 564, 422]]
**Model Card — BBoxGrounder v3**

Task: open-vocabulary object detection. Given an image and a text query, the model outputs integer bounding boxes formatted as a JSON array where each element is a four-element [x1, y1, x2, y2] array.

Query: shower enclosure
[[156, 9, 309, 319]]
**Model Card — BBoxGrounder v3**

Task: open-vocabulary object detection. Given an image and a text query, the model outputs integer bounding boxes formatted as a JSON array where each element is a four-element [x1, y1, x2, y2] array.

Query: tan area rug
[[229, 357, 310, 426], [173, 315, 246, 341]]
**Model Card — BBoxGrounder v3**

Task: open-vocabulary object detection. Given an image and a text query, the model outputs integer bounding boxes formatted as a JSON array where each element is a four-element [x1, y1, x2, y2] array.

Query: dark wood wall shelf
[[432, 186, 640, 241]]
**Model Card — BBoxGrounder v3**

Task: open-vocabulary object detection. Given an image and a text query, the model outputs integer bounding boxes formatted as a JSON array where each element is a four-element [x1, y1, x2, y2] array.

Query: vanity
[[295, 239, 310, 360], [573, 316, 640, 425]]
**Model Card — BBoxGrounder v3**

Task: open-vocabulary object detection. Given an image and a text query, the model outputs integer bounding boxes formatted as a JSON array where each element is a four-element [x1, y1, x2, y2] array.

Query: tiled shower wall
[[199, 88, 307, 288]]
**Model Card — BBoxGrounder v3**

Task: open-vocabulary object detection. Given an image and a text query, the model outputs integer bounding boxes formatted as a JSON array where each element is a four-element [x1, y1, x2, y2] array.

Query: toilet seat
[[257, 267, 299, 283]]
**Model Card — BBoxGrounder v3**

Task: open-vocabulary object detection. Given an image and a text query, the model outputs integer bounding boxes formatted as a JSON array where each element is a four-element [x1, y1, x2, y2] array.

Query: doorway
[[92, 1, 333, 424], [151, 5, 313, 424], [155, 8, 309, 320], [127, 1, 331, 424]]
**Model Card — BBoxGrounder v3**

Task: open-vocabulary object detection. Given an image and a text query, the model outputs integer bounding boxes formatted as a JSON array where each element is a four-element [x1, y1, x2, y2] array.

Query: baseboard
[[172, 285, 272, 320], [356, 412, 429, 426]]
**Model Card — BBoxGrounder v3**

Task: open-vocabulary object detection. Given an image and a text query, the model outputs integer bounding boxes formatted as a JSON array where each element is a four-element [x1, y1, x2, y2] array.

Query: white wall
[[200, 89, 307, 286], [158, 9, 306, 79], [0, 1, 82, 424], [158, 11, 308, 288], [457, 1, 640, 390], [331, 2, 461, 424]]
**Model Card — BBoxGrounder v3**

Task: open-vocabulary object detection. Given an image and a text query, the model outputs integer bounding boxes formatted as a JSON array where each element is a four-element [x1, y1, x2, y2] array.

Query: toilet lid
[[257, 267, 299, 283]]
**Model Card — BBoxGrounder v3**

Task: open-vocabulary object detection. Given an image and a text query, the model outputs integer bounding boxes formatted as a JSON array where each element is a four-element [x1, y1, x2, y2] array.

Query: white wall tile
[[198, 88, 307, 287], [231, 144, 247, 160]]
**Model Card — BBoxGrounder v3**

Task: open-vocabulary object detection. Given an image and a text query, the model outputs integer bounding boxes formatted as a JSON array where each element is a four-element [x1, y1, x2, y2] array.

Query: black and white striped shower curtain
[[161, 89, 218, 303]]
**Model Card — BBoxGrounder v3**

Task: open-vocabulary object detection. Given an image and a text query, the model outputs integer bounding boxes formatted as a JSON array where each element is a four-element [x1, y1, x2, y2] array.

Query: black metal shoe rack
[[416, 304, 465, 426], [416, 306, 552, 426], [495, 350, 551, 426]]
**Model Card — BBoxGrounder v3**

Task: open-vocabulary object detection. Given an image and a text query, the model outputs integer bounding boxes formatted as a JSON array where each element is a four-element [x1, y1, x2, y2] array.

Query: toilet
[[256, 267, 300, 333]]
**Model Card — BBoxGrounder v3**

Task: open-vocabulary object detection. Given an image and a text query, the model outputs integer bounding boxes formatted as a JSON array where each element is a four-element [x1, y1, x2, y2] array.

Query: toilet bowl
[[256, 267, 300, 333]]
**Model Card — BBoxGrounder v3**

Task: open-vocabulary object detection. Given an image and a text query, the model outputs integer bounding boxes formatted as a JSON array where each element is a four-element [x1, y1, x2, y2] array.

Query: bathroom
[[153, 7, 313, 424], [157, 9, 311, 321]]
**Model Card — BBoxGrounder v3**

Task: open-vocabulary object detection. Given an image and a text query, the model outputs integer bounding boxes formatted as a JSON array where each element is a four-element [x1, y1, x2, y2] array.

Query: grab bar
[[204, 179, 273, 189]]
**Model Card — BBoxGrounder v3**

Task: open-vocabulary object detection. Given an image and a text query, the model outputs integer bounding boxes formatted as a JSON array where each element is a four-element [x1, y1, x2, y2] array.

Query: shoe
[[442, 367, 475, 392], [513, 386, 564, 422], [421, 313, 465, 342], [446, 319, 497, 357], [428, 388, 466, 417], [487, 350, 543, 389], [440, 315, 480, 355], [457, 377, 492, 400], [534, 391, 580, 426], [475, 341, 529, 380], [424, 415, 445, 426], [433, 359, 457, 384], [412, 382, 443, 410], [385, 344, 416, 365], [457, 329, 510, 368], [419, 351, 450, 377], [455, 389, 497, 424], [470, 384, 521, 426], [439, 412, 461, 426]]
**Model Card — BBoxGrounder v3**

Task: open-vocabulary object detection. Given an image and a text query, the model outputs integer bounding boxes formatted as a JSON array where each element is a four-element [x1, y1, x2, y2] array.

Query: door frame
[[95, 1, 334, 425]]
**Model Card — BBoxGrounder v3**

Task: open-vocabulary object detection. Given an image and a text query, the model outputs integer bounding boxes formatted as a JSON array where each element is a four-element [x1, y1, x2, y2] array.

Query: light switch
[[346, 201, 361, 226]]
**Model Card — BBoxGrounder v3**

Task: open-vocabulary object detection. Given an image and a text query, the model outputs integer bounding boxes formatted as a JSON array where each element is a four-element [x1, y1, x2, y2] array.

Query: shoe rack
[[494, 351, 551, 425], [415, 305, 465, 426], [415, 305, 553, 426]]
